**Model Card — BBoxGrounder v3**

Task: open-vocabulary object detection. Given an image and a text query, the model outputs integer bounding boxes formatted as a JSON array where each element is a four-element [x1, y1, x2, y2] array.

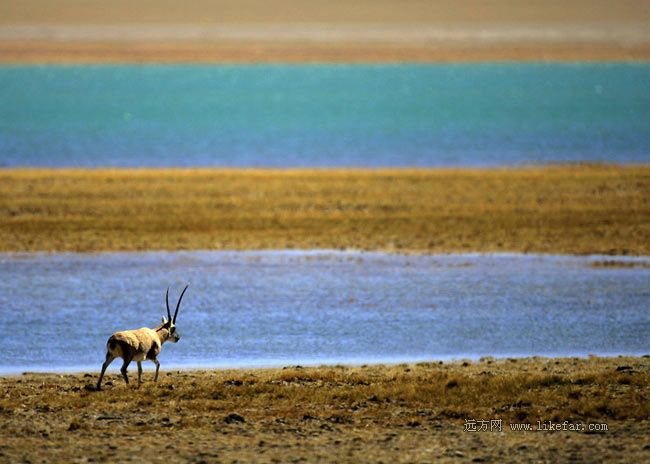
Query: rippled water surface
[[1, 251, 649, 374]]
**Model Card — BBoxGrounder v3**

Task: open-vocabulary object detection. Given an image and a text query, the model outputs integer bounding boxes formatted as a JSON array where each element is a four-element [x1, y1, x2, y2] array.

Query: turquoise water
[[1, 63, 649, 167], [1, 251, 649, 373]]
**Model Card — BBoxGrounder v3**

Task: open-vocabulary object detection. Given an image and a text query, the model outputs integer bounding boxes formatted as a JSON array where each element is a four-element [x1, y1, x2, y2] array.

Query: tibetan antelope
[[96, 285, 189, 390]]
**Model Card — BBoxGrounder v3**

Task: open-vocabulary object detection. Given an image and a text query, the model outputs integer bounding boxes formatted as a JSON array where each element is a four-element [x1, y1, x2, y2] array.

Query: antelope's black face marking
[[169, 325, 181, 343]]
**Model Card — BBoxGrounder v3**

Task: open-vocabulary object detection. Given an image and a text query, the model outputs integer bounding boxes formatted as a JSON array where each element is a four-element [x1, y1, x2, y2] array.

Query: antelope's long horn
[[173, 284, 189, 323], [166, 287, 172, 322]]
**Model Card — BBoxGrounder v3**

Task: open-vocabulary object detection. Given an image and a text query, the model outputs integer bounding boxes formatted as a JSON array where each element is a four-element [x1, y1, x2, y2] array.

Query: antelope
[[96, 285, 189, 390]]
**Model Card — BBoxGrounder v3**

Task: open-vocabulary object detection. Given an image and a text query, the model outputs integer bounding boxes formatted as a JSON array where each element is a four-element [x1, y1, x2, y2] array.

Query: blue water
[[1, 251, 649, 374], [1, 63, 649, 167]]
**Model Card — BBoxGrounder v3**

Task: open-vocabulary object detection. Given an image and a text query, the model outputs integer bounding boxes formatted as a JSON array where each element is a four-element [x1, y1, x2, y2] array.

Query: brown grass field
[[1, 0, 649, 62], [1, 357, 649, 462], [1, 165, 649, 255]]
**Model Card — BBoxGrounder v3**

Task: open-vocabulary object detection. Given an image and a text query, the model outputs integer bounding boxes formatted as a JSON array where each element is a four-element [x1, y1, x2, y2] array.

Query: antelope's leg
[[153, 358, 161, 382], [120, 357, 132, 385], [97, 353, 115, 390], [137, 361, 143, 387]]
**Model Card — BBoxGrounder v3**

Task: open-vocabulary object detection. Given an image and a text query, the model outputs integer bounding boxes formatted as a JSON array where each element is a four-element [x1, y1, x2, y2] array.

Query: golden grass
[[1, 165, 649, 255], [1, 357, 649, 462]]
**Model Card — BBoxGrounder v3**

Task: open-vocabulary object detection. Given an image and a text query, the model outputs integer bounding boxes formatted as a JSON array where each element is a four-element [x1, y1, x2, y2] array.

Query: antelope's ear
[[162, 316, 168, 324]]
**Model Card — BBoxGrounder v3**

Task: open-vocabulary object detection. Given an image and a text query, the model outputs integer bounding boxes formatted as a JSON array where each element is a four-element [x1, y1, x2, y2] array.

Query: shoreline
[[1, 165, 649, 256], [3, 247, 650, 256], [3, 352, 650, 378]]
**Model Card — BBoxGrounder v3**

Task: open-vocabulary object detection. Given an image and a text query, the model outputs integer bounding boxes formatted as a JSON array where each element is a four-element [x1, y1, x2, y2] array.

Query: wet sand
[[1, 0, 649, 62], [1, 165, 649, 255], [1, 356, 648, 462]]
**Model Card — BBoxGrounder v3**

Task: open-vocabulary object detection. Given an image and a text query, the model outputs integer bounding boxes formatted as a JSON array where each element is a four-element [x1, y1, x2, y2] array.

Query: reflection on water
[[0, 251, 649, 373]]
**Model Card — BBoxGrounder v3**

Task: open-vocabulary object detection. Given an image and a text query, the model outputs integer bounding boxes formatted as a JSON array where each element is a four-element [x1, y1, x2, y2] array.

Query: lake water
[[1, 63, 649, 167], [1, 251, 648, 374]]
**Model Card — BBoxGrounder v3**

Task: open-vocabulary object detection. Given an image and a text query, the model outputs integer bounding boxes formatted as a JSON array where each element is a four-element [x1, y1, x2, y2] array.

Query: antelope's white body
[[107, 327, 163, 362]]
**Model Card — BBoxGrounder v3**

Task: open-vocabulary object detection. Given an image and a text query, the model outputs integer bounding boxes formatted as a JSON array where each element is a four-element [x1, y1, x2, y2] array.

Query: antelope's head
[[162, 285, 188, 343]]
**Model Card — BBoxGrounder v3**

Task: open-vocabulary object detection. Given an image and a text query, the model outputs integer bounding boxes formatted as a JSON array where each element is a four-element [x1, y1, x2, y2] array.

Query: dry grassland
[[0, 357, 648, 462], [0, 165, 649, 255]]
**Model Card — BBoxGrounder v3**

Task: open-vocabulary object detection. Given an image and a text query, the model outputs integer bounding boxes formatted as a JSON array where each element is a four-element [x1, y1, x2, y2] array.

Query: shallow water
[[0, 251, 648, 374], [1, 63, 649, 167]]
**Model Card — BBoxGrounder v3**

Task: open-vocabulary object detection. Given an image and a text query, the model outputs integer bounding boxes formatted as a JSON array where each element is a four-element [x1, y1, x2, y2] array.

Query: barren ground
[[1, 357, 649, 463]]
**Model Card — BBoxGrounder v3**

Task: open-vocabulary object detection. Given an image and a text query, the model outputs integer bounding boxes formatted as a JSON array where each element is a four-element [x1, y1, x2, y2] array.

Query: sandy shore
[[1, 165, 649, 255], [1, 356, 648, 462], [1, 0, 649, 62]]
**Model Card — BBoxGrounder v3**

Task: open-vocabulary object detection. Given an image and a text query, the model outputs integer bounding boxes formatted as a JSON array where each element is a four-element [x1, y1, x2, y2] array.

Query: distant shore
[[1, 0, 649, 63], [1, 356, 648, 462], [1, 165, 648, 255], [3, 40, 649, 63]]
